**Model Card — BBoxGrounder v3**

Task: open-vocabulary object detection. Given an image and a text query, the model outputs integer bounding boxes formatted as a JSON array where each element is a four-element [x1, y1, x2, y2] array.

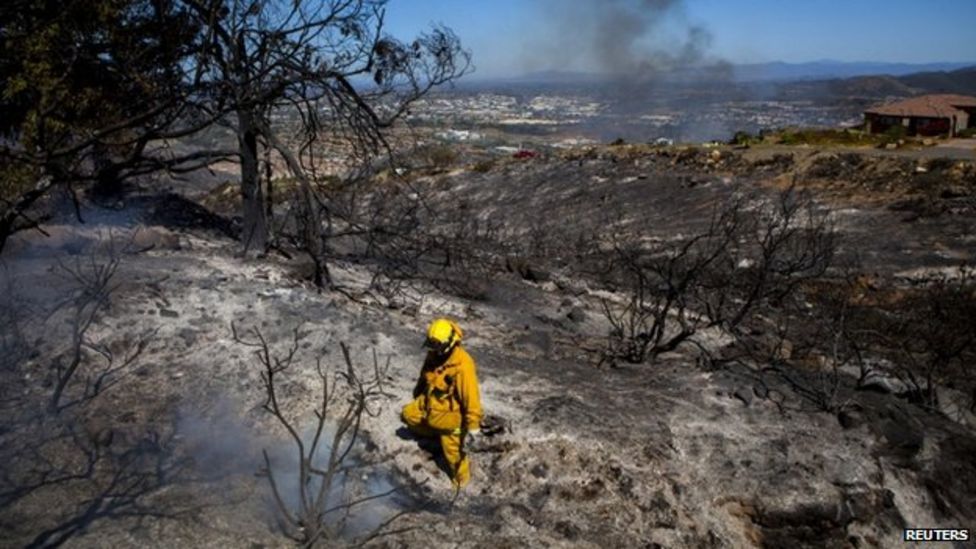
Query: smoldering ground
[[0, 217, 415, 546], [2, 141, 976, 546], [176, 399, 409, 540]]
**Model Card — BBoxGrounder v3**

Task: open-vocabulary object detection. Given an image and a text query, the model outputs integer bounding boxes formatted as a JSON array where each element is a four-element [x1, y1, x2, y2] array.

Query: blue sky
[[383, 0, 976, 78]]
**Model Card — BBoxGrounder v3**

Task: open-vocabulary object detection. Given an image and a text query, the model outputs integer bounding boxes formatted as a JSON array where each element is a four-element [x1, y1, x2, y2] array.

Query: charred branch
[[231, 322, 404, 545]]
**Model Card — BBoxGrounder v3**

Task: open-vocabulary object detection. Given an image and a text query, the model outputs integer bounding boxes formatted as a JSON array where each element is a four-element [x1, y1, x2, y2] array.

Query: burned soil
[[1, 145, 975, 548]]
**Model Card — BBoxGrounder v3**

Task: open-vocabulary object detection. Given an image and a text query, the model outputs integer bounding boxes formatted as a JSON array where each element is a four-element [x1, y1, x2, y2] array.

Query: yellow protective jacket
[[413, 342, 482, 433]]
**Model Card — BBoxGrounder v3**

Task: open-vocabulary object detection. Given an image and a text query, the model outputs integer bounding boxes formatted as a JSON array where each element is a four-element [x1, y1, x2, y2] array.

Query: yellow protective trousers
[[401, 396, 470, 488]]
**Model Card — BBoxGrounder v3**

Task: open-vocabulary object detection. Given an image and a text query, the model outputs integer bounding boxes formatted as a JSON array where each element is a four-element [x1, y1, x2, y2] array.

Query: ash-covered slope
[[372, 148, 976, 547], [1, 146, 974, 547]]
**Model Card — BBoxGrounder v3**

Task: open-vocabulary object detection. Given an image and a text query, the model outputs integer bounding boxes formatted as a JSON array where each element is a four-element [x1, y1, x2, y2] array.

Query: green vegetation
[[880, 124, 908, 145], [1, 0, 200, 249], [1, 0, 469, 263], [730, 130, 762, 146], [728, 126, 948, 149], [1, 1, 196, 162], [0, 164, 38, 207], [775, 128, 882, 146]]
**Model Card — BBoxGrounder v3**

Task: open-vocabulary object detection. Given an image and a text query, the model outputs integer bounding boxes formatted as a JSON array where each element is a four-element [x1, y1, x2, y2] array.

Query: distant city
[[411, 91, 861, 144], [407, 61, 976, 144]]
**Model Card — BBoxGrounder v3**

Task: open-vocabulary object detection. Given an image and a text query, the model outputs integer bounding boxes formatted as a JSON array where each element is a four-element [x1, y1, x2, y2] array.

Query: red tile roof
[[865, 94, 976, 118]]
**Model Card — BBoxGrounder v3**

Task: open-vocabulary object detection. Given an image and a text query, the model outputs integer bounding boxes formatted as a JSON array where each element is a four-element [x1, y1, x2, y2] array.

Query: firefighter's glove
[[464, 428, 483, 452]]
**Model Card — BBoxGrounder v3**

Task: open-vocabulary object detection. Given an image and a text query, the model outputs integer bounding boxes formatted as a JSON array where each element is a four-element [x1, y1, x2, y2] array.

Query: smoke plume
[[522, 0, 728, 83]]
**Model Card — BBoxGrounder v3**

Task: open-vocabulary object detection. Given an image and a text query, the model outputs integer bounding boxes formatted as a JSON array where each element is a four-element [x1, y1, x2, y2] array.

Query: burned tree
[[0, 265, 31, 377], [600, 187, 835, 365], [733, 267, 976, 418], [733, 289, 865, 414], [600, 200, 743, 364], [45, 236, 155, 412], [48, 246, 122, 412], [358, 191, 507, 304], [830, 269, 976, 411], [0, 0, 236, 253], [232, 323, 408, 545], [185, 0, 469, 275]]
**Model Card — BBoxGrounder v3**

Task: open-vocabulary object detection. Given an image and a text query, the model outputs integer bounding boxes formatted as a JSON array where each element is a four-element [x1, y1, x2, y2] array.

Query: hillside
[[781, 66, 976, 102], [2, 144, 974, 547]]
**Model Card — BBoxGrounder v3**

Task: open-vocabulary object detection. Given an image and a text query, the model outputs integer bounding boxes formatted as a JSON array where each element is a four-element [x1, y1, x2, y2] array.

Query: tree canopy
[[0, 0, 469, 259]]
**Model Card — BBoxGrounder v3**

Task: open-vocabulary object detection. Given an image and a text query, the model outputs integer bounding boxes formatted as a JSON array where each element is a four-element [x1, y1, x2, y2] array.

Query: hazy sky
[[384, 0, 976, 78]]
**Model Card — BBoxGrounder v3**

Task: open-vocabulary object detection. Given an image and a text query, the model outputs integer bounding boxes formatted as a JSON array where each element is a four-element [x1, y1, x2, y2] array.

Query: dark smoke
[[523, 0, 729, 83]]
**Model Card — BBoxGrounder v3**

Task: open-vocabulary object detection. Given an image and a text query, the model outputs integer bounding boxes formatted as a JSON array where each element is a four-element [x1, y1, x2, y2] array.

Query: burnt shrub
[[855, 271, 976, 409], [600, 186, 835, 365], [774, 269, 976, 413], [418, 144, 460, 170]]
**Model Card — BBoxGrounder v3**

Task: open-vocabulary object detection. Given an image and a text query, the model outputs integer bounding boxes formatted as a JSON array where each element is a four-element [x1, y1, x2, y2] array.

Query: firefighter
[[401, 318, 482, 489]]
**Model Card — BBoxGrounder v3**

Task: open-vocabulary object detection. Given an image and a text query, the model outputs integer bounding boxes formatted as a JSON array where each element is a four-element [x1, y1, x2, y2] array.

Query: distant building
[[864, 94, 976, 137]]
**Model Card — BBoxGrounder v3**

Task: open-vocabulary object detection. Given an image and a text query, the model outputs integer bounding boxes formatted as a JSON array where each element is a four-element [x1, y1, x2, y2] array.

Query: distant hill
[[731, 60, 976, 82], [898, 66, 976, 95], [455, 64, 976, 108], [785, 66, 976, 101], [472, 61, 976, 86], [823, 75, 919, 97]]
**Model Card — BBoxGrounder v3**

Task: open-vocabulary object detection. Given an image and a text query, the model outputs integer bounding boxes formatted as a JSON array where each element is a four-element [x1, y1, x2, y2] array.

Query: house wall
[[911, 116, 951, 136], [864, 113, 951, 136], [956, 108, 974, 130], [864, 113, 898, 134], [865, 113, 911, 134]]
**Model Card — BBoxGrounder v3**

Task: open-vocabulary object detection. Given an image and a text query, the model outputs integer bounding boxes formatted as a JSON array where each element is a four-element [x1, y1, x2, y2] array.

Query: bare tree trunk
[[259, 124, 329, 287], [238, 109, 268, 255], [299, 177, 327, 288], [263, 139, 273, 228]]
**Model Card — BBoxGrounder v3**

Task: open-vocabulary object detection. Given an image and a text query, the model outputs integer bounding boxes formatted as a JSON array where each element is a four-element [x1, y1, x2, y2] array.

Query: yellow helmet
[[424, 318, 461, 354]]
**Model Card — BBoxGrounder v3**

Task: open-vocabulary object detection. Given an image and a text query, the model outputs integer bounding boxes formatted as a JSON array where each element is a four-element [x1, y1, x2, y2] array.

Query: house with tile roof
[[864, 94, 976, 136]]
